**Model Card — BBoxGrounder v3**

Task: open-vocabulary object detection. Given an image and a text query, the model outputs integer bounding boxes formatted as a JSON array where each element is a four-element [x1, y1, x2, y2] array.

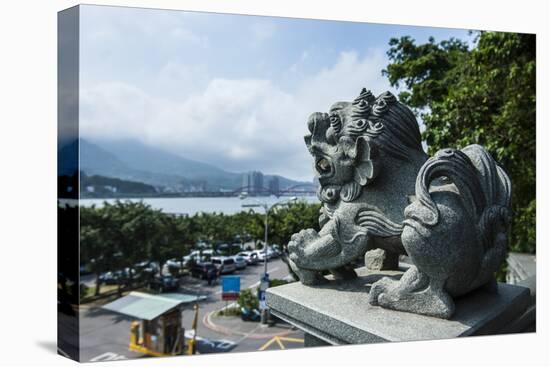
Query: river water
[[79, 196, 320, 215]]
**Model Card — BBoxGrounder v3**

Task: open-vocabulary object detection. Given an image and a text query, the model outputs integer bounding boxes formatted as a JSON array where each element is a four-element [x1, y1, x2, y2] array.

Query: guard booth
[[102, 292, 205, 357]]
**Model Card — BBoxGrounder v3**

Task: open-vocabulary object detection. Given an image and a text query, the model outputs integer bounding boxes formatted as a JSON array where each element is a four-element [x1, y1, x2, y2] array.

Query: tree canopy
[[383, 31, 535, 253], [78, 199, 322, 296]]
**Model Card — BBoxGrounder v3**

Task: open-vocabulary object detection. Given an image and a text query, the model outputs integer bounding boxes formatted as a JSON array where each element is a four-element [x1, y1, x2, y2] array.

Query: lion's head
[[305, 89, 424, 204]]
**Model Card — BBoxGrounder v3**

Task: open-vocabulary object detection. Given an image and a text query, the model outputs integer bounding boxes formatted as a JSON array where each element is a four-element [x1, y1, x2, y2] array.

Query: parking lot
[[79, 258, 304, 362]]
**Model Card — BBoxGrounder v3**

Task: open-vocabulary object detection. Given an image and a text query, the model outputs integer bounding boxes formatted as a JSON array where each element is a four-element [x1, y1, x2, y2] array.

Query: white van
[[211, 256, 236, 274]]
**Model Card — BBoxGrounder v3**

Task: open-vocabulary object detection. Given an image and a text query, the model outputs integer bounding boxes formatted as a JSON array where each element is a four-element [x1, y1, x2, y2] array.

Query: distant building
[[252, 171, 263, 193], [242, 171, 264, 194], [104, 185, 117, 193], [268, 176, 280, 196], [241, 173, 251, 193]]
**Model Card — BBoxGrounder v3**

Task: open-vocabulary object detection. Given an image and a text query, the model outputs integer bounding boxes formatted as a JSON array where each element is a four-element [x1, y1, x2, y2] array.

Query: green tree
[[383, 32, 535, 253], [268, 201, 321, 249], [95, 201, 159, 293], [150, 214, 182, 277], [78, 200, 324, 292], [227, 211, 253, 245], [80, 207, 109, 296], [243, 210, 265, 249], [237, 288, 259, 311]]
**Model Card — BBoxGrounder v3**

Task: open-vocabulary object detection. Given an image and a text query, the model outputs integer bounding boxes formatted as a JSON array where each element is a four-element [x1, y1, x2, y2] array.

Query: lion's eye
[[356, 119, 366, 127], [316, 158, 331, 174], [329, 114, 342, 134]]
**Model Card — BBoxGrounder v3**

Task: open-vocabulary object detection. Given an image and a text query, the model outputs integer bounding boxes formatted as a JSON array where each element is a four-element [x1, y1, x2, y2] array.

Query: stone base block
[[266, 266, 531, 345], [364, 248, 399, 270]]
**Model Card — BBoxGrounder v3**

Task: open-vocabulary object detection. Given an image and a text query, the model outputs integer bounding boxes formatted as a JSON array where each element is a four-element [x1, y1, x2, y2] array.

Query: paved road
[[79, 258, 304, 362]]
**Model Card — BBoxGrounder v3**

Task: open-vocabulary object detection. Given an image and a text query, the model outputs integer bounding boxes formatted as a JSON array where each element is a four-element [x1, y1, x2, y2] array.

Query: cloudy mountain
[[94, 139, 241, 187], [77, 138, 309, 192]]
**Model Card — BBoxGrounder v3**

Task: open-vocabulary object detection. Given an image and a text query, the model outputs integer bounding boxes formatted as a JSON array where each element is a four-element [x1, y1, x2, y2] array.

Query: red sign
[[221, 276, 241, 301], [221, 292, 239, 301]]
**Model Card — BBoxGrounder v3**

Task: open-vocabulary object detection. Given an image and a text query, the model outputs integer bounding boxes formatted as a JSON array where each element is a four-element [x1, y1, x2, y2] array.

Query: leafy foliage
[[237, 288, 259, 311], [384, 32, 535, 253], [79, 199, 322, 289], [216, 306, 241, 317]]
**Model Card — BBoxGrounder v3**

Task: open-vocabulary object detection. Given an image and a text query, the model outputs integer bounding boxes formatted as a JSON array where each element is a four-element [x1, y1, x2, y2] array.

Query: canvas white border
[[0, 1, 546, 367]]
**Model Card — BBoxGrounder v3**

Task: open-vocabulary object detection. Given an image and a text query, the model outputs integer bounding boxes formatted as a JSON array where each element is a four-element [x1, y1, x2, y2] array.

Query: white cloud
[[250, 21, 277, 43], [80, 49, 391, 181], [289, 50, 310, 74], [154, 61, 210, 100], [170, 27, 209, 47]]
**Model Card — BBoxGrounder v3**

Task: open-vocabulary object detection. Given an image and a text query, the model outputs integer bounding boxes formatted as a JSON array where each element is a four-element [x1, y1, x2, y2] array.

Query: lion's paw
[[288, 258, 327, 286], [367, 277, 396, 306], [288, 228, 320, 264]]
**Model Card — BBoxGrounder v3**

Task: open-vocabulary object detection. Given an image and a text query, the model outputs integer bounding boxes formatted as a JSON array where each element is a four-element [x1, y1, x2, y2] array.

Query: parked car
[[237, 251, 259, 265], [99, 268, 136, 285], [149, 274, 179, 292], [138, 262, 159, 279], [99, 271, 117, 285], [252, 250, 268, 262], [269, 246, 282, 258], [191, 262, 217, 280], [165, 259, 182, 269], [232, 255, 247, 270], [241, 307, 261, 322], [266, 248, 277, 259], [211, 257, 236, 274], [183, 249, 215, 265], [161, 259, 184, 276]]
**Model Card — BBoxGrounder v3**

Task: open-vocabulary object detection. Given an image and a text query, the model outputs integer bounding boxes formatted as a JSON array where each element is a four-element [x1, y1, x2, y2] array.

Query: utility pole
[[241, 196, 297, 325]]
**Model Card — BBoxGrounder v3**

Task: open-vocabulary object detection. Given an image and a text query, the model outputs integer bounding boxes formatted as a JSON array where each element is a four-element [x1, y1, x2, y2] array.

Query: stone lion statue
[[287, 88, 512, 319]]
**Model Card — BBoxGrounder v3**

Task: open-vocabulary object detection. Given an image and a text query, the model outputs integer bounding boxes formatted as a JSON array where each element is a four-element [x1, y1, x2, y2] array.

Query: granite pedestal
[[266, 266, 531, 346]]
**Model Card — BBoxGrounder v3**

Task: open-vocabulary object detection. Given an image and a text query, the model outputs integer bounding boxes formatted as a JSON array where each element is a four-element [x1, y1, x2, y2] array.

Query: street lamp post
[[263, 205, 269, 277], [241, 195, 297, 325]]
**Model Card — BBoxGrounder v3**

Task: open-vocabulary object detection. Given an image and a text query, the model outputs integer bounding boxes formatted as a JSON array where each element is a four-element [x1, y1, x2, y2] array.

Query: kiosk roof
[[102, 292, 205, 321]]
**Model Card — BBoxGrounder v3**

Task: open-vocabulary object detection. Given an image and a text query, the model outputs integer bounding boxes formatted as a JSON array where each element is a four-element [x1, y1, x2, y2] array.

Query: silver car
[[232, 255, 247, 270], [237, 251, 259, 265], [211, 256, 236, 274]]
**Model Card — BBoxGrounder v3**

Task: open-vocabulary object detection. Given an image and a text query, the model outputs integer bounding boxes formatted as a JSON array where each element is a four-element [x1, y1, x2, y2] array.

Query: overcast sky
[[79, 5, 473, 181]]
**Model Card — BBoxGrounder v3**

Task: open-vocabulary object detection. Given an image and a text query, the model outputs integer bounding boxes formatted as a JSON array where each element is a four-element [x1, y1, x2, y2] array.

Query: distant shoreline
[[78, 195, 321, 216], [79, 192, 317, 200]]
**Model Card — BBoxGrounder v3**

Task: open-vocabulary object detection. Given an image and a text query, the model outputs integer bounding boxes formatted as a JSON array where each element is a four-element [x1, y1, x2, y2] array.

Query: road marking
[[89, 352, 128, 362], [258, 336, 304, 351], [184, 331, 236, 351], [203, 308, 296, 339], [234, 324, 262, 344]]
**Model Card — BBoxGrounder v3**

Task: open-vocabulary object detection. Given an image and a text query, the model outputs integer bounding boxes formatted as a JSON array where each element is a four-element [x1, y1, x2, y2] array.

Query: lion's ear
[[353, 136, 374, 186]]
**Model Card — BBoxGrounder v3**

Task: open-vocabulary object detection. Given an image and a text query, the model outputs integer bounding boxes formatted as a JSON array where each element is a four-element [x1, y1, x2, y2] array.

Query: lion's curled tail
[[409, 144, 512, 289]]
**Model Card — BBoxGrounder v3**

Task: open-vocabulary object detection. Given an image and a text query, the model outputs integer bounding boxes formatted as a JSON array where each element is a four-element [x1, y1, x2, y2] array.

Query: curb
[[202, 310, 294, 340]]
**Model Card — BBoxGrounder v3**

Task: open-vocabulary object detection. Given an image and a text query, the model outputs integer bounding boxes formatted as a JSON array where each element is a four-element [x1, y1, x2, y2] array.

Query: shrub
[[216, 306, 241, 317], [237, 288, 259, 311], [269, 278, 290, 287]]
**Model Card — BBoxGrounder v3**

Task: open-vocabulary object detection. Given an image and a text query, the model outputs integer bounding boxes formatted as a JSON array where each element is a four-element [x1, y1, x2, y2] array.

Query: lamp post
[[241, 195, 297, 325]]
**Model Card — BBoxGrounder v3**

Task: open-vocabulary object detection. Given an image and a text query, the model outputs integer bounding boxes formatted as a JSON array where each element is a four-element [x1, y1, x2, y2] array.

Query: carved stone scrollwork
[[288, 88, 512, 319]]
